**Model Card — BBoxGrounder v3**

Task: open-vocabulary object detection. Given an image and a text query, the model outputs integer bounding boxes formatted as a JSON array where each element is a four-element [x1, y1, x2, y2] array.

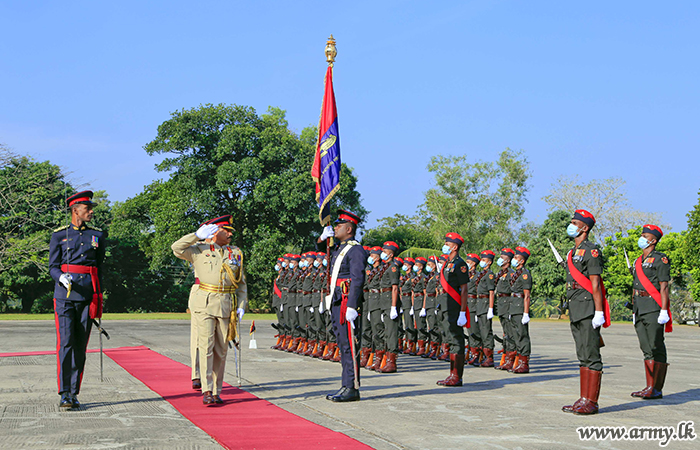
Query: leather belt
[[477, 294, 489, 298], [497, 293, 510, 297], [301, 290, 312, 295], [511, 293, 524, 298], [467, 294, 477, 299], [369, 288, 380, 293], [380, 287, 392, 293], [288, 289, 297, 293], [426, 293, 437, 297], [401, 293, 411, 297], [312, 289, 320, 293], [363, 289, 369, 293], [198, 283, 236, 294], [281, 287, 289, 291], [567, 281, 585, 290], [634, 289, 652, 297]]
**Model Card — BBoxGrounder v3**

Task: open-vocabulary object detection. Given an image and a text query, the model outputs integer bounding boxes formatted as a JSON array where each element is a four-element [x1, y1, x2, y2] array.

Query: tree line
[[1, 103, 699, 323]]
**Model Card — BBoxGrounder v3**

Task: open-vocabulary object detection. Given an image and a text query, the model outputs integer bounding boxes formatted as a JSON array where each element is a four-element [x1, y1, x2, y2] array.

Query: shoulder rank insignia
[[391, 266, 397, 272], [460, 265, 467, 273], [523, 274, 528, 280], [591, 249, 599, 258], [53, 225, 69, 233], [661, 257, 669, 264], [489, 274, 494, 279]]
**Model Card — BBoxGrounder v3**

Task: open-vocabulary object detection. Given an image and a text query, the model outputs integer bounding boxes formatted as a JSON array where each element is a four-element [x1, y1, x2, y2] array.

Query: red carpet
[[104, 346, 373, 450]]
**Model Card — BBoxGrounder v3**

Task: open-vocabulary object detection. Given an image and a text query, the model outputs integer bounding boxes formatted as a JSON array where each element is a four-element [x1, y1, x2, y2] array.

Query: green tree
[[421, 148, 530, 253], [362, 214, 439, 252], [111, 104, 367, 311], [683, 189, 700, 302]]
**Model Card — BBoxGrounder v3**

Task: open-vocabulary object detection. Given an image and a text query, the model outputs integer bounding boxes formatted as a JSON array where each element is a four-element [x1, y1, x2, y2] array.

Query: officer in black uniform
[[630, 224, 671, 400], [49, 190, 106, 408], [437, 232, 470, 387], [561, 209, 606, 415], [319, 210, 367, 402]]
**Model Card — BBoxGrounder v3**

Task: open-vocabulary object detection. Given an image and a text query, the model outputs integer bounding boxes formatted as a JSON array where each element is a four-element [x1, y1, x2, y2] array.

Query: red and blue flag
[[311, 66, 341, 225]]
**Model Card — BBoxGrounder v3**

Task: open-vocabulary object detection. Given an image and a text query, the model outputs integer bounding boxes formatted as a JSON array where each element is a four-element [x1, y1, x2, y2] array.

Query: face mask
[[442, 245, 451, 255], [413, 265, 419, 272], [380, 252, 389, 261], [274, 264, 280, 271], [401, 264, 408, 271], [313, 260, 320, 268], [479, 261, 487, 268], [290, 263, 296, 269], [496, 257, 505, 267], [368, 256, 375, 265], [638, 237, 650, 250], [511, 259, 520, 268], [425, 266, 433, 273], [567, 223, 582, 238], [282, 262, 288, 268], [322, 259, 327, 267]]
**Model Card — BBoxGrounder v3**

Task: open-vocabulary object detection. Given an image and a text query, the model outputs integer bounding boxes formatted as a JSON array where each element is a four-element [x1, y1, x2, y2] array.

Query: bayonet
[[623, 247, 631, 269], [547, 239, 565, 267]]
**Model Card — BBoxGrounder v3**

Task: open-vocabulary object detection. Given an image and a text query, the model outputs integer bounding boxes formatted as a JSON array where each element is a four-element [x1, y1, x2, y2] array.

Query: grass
[[0, 312, 278, 321]]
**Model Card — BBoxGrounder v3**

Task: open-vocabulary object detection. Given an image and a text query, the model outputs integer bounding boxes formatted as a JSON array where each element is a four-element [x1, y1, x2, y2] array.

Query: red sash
[[440, 266, 470, 328], [566, 252, 611, 328], [273, 280, 282, 298], [635, 257, 673, 332], [61, 264, 102, 319]]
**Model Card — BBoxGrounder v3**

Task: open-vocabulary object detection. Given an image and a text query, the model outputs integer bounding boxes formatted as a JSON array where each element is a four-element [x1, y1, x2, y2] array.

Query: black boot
[[330, 387, 360, 402], [59, 392, 72, 408]]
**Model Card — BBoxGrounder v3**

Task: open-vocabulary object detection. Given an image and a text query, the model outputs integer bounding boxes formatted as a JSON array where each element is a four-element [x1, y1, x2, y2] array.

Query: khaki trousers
[[193, 312, 229, 395], [190, 314, 200, 380]]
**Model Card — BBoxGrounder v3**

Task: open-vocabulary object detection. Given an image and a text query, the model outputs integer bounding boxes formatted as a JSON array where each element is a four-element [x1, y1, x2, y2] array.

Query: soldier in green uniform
[[275, 254, 291, 350], [435, 255, 452, 360], [423, 256, 442, 359], [271, 257, 285, 350], [412, 257, 429, 356], [475, 250, 496, 367], [509, 246, 532, 374], [399, 258, 417, 354], [298, 253, 317, 355], [359, 247, 374, 365], [366, 247, 385, 369], [464, 253, 481, 366], [561, 209, 606, 415], [630, 224, 671, 400], [311, 252, 328, 358], [437, 232, 470, 387], [377, 241, 401, 373], [494, 248, 516, 370], [286, 255, 301, 352]]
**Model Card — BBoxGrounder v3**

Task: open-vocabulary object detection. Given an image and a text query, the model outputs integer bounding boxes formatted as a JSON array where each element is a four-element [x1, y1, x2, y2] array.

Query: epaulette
[[53, 225, 69, 233], [85, 224, 102, 231]]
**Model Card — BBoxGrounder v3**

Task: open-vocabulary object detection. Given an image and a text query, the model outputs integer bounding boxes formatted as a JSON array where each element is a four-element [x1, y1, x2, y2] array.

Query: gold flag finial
[[325, 34, 337, 66]]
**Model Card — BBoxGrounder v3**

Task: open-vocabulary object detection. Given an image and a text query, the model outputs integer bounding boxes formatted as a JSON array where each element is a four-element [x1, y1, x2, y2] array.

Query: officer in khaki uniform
[[172, 215, 247, 405]]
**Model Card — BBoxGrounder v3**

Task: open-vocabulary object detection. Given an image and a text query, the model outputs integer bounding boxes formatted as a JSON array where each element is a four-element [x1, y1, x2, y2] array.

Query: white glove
[[295, 306, 299, 312], [367, 312, 371, 321], [409, 307, 414, 316], [390, 306, 398, 320], [237, 308, 245, 321], [280, 304, 283, 312], [319, 225, 335, 241], [521, 313, 530, 325], [309, 307, 314, 313], [196, 223, 219, 240], [346, 307, 358, 323], [381, 313, 385, 323], [592, 311, 605, 329], [419, 308, 427, 317], [435, 309, 439, 315], [457, 311, 467, 327], [59, 273, 72, 290], [475, 315, 478, 322], [487, 308, 494, 320], [319, 301, 324, 313], [658, 309, 670, 325], [632, 313, 635, 325]]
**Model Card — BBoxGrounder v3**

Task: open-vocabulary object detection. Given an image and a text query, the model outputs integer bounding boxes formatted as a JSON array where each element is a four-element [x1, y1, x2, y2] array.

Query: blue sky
[[1, 1, 698, 232]]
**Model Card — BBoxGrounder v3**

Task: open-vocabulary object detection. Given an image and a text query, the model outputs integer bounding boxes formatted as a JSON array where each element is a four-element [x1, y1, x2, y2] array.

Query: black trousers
[[570, 317, 602, 371], [54, 298, 92, 395], [331, 302, 362, 389], [446, 297, 466, 355], [635, 310, 667, 363]]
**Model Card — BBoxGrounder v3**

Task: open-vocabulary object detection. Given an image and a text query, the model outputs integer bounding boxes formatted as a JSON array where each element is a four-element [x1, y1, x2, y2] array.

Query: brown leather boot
[[296, 338, 308, 354], [366, 351, 374, 369], [304, 339, 317, 356], [371, 350, 385, 371], [332, 346, 341, 362], [380, 352, 397, 373], [379, 352, 388, 371], [438, 344, 451, 361], [467, 347, 480, 366], [508, 353, 520, 372], [312, 341, 326, 358], [480, 348, 494, 367], [322, 343, 334, 360], [359, 347, 370, 367], [631, 359, 654, 398], [425, 341, 438, 359], [563, 366, 587, 413], [272, 334, 282, 349], [398, 339, 404, 353], [438, 353, 464, 386], [643, 361, 668, 399], [501, 351, 516, 371], [401, 340, 412, 355], [573, 368, 602, 415], [286, 337, 297, 352], [512, 355, 529, 373]]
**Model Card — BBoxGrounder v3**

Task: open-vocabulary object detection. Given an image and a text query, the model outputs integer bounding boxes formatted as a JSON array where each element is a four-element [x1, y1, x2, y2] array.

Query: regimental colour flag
[[249, 320, 256, 336], [311, 65, 341, 226]]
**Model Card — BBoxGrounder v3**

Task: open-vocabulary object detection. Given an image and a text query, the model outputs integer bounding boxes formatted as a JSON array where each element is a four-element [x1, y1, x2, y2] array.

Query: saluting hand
[[196, 224, 219, 240]]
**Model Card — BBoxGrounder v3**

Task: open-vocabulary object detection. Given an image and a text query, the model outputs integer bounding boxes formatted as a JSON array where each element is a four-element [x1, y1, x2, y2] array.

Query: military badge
[[461, 265, 467, 273], [391, 266, 397, 272], [91, 236, 99, 248], [662, 257, 669, 264], [523, 274, 528, 280], [646, 257, 655, 264], [489, 274, 494, 279], [575, 249, 585, 257], [591, 249, 599, 258]]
